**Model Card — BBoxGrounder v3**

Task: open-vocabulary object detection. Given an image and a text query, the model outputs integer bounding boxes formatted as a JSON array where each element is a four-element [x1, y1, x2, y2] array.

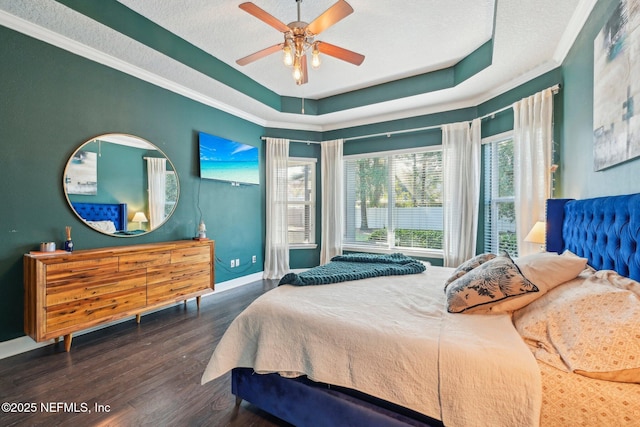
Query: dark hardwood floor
[[0, 280, 294, 426]]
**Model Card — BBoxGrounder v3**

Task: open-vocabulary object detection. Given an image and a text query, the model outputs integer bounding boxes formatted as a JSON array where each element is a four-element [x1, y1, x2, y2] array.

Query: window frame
[[342, 146, 444, 258], [481, 131, 517, 256], [287, 157, 317, 249]]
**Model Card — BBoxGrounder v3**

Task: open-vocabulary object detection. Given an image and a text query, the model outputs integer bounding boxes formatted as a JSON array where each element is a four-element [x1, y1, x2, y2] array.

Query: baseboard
[[0, 272, 264, 360], [204, 272, 263, 296]]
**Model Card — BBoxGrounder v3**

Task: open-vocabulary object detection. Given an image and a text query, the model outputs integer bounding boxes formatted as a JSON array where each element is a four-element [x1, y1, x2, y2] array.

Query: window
[[343, 147, 443, 254], [164, 171, 177, 217], [483, 133, 518, 256], [288, 158, 316, 245]]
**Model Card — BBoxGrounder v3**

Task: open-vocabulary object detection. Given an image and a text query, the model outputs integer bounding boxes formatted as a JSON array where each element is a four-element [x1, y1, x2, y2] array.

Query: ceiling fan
[[236, 0, 365, 85]]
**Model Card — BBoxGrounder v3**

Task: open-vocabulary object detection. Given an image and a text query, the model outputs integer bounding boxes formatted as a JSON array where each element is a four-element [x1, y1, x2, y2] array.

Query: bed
[[71, 202, 130, 234], [201, 193, 640, 426]]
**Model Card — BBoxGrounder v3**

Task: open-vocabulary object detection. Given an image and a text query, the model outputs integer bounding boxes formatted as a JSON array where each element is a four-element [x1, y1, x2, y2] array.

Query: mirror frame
[[63, 133, 180, 237]]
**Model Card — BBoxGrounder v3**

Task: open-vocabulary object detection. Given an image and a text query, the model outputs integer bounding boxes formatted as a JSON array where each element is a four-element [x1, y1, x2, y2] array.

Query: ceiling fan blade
[[316, 41, 364, 66], [236, 43, 284, 66], [239, 2, 290, 33], [307, 0, 353, 35]]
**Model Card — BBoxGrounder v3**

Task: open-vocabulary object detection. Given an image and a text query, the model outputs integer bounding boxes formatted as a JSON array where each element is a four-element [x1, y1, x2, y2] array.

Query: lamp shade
[[132, 212, 148, 223], [524, 221, 546, 244]]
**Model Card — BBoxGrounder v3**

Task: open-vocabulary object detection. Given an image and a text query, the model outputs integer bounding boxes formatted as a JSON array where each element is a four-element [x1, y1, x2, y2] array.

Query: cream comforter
[[201, 266, 541, 427]]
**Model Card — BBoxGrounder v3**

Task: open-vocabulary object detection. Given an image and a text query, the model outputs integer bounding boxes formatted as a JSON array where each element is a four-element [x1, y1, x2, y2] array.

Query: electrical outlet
[[235, 258, 240, 267], [230, 259, 235, 268], [252, 255, 256, 263]]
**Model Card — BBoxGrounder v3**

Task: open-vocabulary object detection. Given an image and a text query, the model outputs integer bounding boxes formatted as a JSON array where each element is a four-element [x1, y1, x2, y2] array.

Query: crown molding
[[553, 0, 598, 63], [0, 9, 269, 127]]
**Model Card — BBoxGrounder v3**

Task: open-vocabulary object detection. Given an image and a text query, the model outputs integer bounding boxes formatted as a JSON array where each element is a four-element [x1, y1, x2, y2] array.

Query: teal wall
[[0, 26, 266, 341], [560, 0, 640, 198]]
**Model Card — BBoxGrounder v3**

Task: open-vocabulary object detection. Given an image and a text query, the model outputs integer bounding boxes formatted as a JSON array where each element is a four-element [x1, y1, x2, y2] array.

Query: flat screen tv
[[198, 132, 259, 185]]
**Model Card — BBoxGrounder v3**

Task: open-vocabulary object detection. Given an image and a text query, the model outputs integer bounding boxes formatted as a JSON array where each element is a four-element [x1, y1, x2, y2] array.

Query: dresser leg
[[54, 337, 60, 344], [136, 314, 141, 324], [196, 296, 201, 310], [64, 334, 72, 352]]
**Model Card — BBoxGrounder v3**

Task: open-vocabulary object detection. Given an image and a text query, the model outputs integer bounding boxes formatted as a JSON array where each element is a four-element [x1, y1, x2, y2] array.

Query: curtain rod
[[262, 84, 561, 144], [477, 84, 561, 121], [345, 84, 561, 142], [260, 136, 321, 144]]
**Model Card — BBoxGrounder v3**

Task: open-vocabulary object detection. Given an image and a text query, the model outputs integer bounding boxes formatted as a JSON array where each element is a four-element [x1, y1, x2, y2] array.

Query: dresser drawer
[[147, 261, 212, 304], [46, 288, 147, 334], [46, 257, 119, 286], [119, 250, 171, 271], [170, 245, 211, 265], [46, 269, 146, 306]]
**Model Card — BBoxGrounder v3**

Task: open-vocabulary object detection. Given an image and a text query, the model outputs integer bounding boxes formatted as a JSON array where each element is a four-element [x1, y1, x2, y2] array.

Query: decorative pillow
[[443, 253, 497, 290], [513, 270, 640, 383], [445, 253, 538, 313], [488, 251, 588, 313]]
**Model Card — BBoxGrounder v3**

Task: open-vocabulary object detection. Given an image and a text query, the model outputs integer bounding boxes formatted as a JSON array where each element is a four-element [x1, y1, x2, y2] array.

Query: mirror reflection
[[63, 133, 179, 237]]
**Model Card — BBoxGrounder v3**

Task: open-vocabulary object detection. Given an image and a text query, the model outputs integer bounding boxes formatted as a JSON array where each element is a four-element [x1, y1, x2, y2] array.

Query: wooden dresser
[[24, 239, 214, 351]]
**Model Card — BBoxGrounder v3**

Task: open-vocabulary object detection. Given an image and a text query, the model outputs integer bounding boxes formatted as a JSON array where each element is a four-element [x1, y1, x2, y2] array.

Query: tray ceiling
[[0, 0, 594, 131]]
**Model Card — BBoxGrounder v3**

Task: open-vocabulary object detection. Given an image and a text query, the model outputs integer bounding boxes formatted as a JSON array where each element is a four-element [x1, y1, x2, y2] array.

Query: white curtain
[[263, 138, 290, 279], [146, 157, 166, 229], [442, 119, 481, 267], [513, 88, 553, 257], [320, 139, 344, 264]]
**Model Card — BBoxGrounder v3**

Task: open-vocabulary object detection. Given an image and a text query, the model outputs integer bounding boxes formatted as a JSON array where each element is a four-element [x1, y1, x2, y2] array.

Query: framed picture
[[593, 0, 640, 171], [64, 150, 98, 195]]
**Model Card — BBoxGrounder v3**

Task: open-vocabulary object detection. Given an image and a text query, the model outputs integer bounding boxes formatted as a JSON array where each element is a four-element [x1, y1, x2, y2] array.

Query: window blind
[[483, 137, 518, 256], [344, 148, 443, 251]]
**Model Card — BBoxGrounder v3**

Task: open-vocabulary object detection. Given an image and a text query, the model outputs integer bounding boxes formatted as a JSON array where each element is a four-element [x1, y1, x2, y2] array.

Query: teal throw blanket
[[279, 253, 426, 286]]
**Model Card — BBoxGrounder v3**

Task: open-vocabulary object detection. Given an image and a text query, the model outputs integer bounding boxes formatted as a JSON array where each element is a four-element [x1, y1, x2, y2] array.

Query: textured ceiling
[[0, 0, 594, 131], [118, 0, 496, 99]]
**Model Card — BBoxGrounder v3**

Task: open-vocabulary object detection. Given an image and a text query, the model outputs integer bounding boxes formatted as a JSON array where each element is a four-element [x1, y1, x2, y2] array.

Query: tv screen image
[[198, 132, 259, 185]]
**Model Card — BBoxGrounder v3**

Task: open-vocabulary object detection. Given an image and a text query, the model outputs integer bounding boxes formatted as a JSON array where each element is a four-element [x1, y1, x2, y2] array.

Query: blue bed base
[[232, 368, 442, 427], [71, 202, 127, 232], [233, 192, 640, 426]]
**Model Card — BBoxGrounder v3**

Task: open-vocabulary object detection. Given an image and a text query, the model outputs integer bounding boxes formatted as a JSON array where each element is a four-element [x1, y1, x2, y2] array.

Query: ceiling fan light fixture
[[283, 44, 293, 66], [311, 44, 321, 69], [292, 57, 302, 82]]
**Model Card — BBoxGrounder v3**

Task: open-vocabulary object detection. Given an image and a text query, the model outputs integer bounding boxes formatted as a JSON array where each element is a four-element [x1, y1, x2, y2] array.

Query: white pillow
[[488, 251, 587, 313], [86, 220, 117, 233]]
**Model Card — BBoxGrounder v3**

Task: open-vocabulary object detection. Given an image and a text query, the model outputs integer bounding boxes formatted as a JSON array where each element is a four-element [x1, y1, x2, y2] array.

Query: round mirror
[[63, 133, 179, 237]]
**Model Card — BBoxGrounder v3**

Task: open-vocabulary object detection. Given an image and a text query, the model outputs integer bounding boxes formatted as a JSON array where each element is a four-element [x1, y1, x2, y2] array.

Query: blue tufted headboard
[[546, 193, 640, 281], [71, 202, 127, 232]]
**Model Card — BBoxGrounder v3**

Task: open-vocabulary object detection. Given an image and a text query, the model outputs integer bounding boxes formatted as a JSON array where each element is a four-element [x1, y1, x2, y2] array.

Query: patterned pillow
[[446, 253, 539, 313], [444, 253, 497, 290]]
